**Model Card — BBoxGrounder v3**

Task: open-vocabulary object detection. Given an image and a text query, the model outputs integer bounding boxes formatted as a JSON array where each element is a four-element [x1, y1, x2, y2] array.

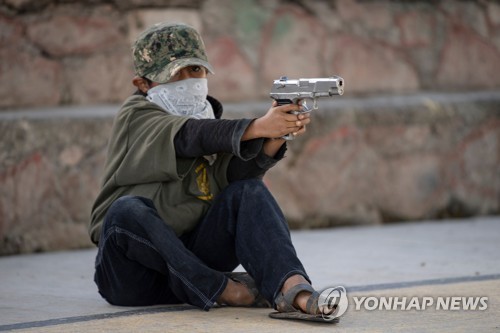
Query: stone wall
[[1, 0, 500, 255], [1, 0, 499, 108], [1, 92, 499, 255]]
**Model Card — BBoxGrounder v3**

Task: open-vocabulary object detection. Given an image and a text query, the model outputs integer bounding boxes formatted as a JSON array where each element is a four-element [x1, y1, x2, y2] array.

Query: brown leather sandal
[[269, 283, 339, 323]]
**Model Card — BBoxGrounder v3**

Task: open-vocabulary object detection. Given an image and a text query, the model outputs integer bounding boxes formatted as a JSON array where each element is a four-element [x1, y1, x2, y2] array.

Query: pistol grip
[[275, 98, 312, 141], [272, 99, 295, 140]]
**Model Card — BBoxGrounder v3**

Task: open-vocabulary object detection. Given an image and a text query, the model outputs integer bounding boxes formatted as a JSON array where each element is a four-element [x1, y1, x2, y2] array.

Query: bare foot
[[217, 278, 255, 306], [281, 274, 315, 313]]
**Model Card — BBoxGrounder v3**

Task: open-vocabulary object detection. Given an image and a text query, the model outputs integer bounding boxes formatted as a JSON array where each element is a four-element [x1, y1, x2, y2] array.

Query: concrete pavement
[[0, 216, 499, 332]]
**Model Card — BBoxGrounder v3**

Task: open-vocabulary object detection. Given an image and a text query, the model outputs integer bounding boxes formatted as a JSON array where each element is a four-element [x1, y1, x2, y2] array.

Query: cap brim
[[146, 58, 215, 83]]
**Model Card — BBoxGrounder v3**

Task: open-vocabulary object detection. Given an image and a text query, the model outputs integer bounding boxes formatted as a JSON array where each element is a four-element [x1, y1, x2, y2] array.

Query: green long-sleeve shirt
[[89, 95, 232, 244]]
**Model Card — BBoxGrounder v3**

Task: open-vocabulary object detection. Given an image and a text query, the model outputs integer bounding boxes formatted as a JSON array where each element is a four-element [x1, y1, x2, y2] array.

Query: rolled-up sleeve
[[227, 141, 287, 182], [174, 117, 287, 183]]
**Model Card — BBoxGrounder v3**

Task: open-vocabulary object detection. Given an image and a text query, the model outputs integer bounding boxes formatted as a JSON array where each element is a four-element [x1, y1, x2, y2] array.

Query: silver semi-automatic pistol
[[270, 75, 344, 140]]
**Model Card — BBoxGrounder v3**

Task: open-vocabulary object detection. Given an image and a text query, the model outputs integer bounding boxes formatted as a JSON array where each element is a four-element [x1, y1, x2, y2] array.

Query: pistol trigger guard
[[313, 99, 318, 110], [300, 98, 317, 112]]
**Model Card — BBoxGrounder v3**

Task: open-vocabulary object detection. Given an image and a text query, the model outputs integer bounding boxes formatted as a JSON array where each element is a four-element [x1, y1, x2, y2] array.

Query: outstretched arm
[[174, 101, 310, 159]]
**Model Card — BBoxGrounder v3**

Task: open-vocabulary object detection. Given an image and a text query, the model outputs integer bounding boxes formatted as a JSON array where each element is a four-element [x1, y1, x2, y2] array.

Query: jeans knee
[[227, 179, 269, 197], [106, 195, 154, 228]]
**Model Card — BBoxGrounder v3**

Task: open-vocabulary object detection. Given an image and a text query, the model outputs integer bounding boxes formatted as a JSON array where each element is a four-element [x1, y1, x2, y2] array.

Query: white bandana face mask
[[146, 78, 214, 119]]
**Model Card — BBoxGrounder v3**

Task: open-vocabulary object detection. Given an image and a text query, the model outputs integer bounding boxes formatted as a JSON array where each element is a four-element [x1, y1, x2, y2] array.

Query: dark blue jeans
[[94, 179, 309, 310]]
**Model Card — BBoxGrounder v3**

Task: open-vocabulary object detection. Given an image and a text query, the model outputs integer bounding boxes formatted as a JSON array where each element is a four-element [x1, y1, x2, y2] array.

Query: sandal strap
[[274, 283, 315, 312], [305, 291, 320, 314]]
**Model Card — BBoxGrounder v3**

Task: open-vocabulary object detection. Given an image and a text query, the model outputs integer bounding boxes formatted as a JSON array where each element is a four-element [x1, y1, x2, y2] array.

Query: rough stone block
[[326, 34, 420, 93], [205, 36, 257, 101], [440, 0, 489, 39], [0, 13, 23, 47], [26, 6, 124, 57], [397, 11, 435, 47], [62, 48, 134, 104], [0, 115, 112, 254], [259, 5, 326, 96], [0, 45, 62, 108], [488, 2, 500, 26], [436, 25, 500, 89]]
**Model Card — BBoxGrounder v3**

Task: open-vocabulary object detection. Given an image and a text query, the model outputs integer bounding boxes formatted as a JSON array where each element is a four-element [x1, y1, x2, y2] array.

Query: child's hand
[[242, 101, 311, 140]]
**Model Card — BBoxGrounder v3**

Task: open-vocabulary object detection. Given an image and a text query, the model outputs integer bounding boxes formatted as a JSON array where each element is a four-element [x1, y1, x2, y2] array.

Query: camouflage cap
[[132, 22, 214, 83]]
